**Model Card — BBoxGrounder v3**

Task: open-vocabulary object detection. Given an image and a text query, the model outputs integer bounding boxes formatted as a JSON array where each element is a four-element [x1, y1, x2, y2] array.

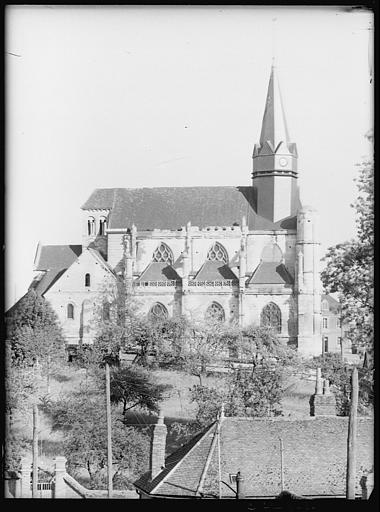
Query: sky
[[5, 5, 373, 310]]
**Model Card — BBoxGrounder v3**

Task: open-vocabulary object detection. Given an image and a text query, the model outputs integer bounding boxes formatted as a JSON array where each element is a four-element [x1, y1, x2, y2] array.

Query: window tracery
[[260, 302, 282, 333], [207, 242, 228, 263], [153, 243, 174, 265], [205, 302, 225, 322], [148, 302, 169, 322]]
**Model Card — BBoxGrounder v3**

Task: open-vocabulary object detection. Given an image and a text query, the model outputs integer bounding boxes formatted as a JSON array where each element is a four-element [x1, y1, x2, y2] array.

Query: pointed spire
[[259, 64, 290, 149]]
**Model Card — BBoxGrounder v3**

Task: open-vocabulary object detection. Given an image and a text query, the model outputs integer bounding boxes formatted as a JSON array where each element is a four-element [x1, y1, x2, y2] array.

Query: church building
[[30, 65, 323, 356]]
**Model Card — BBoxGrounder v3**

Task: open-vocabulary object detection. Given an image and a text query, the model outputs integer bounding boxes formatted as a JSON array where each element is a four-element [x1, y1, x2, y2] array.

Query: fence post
[[53, 456, 67, 498]]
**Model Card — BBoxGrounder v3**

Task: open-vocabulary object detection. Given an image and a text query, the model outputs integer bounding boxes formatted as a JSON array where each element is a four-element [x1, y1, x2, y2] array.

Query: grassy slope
[[17, 364, 316, 470]]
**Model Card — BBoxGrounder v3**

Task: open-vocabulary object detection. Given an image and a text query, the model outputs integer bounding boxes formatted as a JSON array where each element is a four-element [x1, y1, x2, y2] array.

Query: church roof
[[81, 187, 297, 231], [193, 261, 238, 281], [135, 416, 373, 498], [34, 244, 82, 271], [248, 261, 294, 285], [29, 269, 67, 296], [136, 262, 180, 282]]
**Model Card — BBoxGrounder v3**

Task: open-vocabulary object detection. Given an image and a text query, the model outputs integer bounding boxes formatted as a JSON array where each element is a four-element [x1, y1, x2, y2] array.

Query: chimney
[[310, 368, 337, 416], [150, 411, 167, 480]]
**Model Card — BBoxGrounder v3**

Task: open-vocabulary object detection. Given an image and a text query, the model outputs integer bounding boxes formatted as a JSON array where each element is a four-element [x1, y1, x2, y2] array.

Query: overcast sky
[[5, 5, 373, 309]]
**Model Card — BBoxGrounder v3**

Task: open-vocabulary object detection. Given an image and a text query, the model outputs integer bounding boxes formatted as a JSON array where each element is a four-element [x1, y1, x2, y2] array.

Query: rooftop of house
[[134, 415, 374, 499], [81, 187, 298, 231]]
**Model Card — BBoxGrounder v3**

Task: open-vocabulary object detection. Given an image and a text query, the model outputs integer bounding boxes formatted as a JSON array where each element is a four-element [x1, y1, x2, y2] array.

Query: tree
[[321, 142, 374, 352], [6, 290, 66, 390], [110, 365, 169, 415], [307, 353, 373, 416], [46, 385, 150, 489]]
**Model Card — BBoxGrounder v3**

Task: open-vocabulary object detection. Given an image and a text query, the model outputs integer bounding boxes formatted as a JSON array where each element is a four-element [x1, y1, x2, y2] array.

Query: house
[[320, 294, 351, 356], [29, 64, 325, 356], [134, 374, 374, 499]]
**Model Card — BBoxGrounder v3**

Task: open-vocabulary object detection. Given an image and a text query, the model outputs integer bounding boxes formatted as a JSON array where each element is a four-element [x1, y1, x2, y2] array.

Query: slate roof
[[248, 262, 294, 285], [136, 262, 180, 282], [81, 187, 297, 231], [321, 294, 341, 314], [135, 416, 373, 498], [29, 269, 67, 296], [193, 261, 238, 281], [34, 245, 82, 271]]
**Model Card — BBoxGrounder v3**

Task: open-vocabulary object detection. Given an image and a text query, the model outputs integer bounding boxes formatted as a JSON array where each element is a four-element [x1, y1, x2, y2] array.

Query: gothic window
[[67, 303, 74, 319], [87, 217, 95, 236], [153, 243, 174, 265], [99, 217, 107, 236], [85, 273, 91, 287], [260, 302, 282, 333], [322, 300, 329, 312], [149, 302, 169, 322], [207, 242, 228, 263], [205, 302, 225, 322]]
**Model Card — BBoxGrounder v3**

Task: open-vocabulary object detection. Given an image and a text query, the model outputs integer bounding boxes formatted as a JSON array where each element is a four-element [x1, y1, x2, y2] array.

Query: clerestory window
[[152, 243, 174, 265], [207, 242, 228, 263], [85, 273, 91, 287]]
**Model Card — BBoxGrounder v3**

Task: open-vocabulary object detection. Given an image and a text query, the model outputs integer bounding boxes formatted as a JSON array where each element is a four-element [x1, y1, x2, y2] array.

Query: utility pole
[[32, 404, 38, 498], [346, 366, 359, 499], [279, 438, 284, 492], [105, 362, 113, 499]]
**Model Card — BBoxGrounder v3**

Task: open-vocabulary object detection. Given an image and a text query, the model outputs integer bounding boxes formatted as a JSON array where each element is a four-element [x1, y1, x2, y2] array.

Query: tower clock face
[[279, 157, 288, 167]]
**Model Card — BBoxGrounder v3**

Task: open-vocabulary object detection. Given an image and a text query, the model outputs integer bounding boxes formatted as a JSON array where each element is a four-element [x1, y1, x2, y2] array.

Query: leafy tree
[[321, 141, 374, 352], [307, 353, 373, 416], [110, 365, 169, 415], [6, 290, 66, 393], [46, 386, 150, 489]]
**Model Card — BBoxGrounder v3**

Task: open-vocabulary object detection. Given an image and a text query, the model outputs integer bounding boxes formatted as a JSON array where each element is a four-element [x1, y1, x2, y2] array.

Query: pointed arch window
[[260, 302, 282, 333], [148, 302, 169, 322], [153, 243, 174, 265], [85, 273, 91, 287], [67, 303, 74, 319], [205, 302, 225, 322], [322, 300, 329, 312], [87, 217, 95, 236], [207, 242, 228, 263], [99, 217, 107, 236]]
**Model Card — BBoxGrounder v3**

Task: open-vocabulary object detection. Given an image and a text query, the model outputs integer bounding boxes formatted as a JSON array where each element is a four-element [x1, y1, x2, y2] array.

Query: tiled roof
[[80, 188, 117, 210], [135, 416, 373, 498], [193, 261, 238, 281], [134, 424, 215, 496], [248, 262, 294, 285], [34, 245, 82, 271], [81, 187, 297, 231], [29, 269, 67, 296], [136, 262, 180, 282], [321, 294, 340, 313]]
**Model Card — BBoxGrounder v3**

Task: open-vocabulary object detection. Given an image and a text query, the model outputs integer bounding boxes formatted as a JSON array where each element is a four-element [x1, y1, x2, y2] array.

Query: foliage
[[110, 364, 169, 415], [307, 353, 373, 416], [321, 150, 374, 352], [6, 290, 66, 365], [46, 385, 150, 488]]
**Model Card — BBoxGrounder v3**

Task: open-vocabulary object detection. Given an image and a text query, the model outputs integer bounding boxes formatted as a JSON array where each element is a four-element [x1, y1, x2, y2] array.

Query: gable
[[44, 249, 115, 295]]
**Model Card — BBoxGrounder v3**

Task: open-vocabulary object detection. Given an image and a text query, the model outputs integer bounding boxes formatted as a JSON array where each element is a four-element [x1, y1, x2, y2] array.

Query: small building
[[320, 294, 351, 356]]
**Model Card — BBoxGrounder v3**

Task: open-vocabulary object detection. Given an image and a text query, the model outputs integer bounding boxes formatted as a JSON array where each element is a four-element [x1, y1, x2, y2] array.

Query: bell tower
[[252, 64, 300, 222]]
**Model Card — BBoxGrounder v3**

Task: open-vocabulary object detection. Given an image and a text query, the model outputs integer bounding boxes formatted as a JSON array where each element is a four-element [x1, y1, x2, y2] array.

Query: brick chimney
[[310, 368, 337, 416], [150, 410, 167, 480]]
